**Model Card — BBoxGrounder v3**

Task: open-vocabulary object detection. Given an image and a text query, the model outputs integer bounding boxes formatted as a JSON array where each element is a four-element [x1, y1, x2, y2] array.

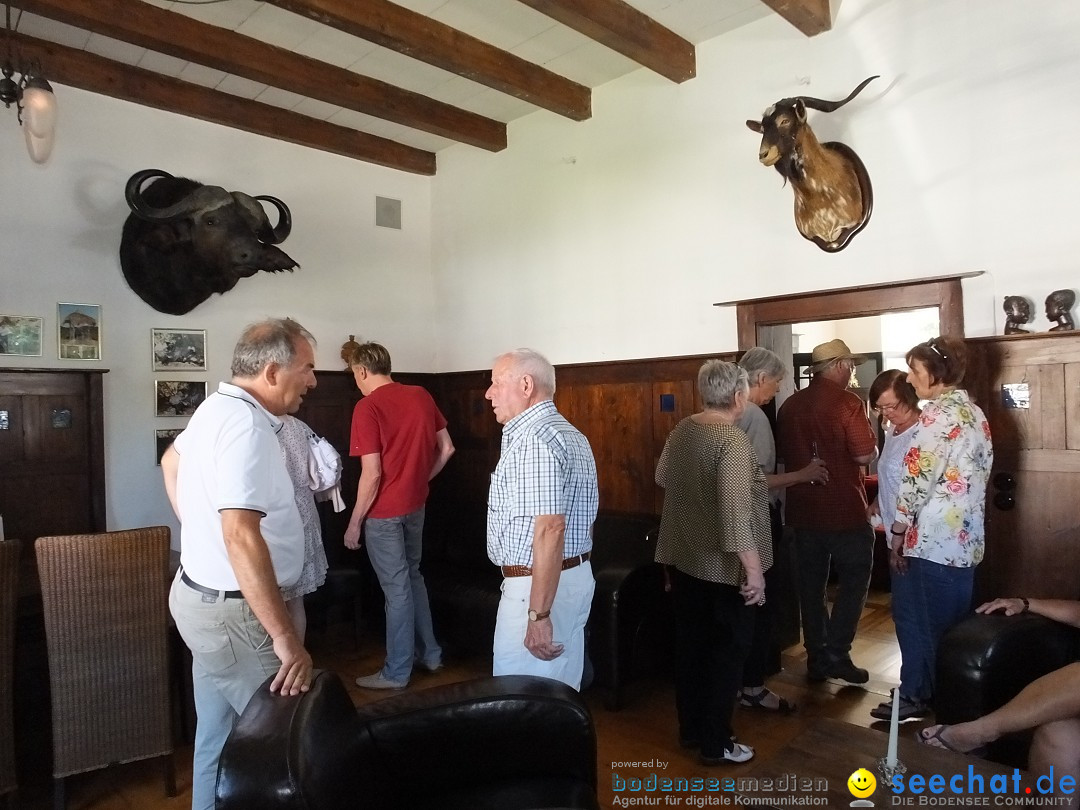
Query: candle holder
[[876, 755, 906, 785]]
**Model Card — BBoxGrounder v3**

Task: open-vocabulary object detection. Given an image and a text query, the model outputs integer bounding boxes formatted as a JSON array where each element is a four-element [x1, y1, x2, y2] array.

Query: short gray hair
[[698, 359, 748, 410], [232, 318, 316, 378], [738, 347, 786, 385], [499, 348, 556, 397]]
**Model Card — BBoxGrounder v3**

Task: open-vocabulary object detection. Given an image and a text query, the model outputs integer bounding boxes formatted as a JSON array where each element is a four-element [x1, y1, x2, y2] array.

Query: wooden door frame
[[715, 272, 981, 349]]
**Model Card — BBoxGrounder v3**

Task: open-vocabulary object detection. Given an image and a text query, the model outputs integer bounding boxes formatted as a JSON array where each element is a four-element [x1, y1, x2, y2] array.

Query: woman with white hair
[[736, 348, 828, 714], [655, 359, 772, 765]]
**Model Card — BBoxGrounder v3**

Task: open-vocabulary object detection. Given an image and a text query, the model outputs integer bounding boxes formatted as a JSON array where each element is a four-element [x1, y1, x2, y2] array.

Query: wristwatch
[[528, 608, 551, 622]]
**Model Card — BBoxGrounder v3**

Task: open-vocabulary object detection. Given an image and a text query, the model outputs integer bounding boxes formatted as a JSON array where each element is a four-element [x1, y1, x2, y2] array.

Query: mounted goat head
[[746, 76, 878, 252], [119, 169, 299, 315]]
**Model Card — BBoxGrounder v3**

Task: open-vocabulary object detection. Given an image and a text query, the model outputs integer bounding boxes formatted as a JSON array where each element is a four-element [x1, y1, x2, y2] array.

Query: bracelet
[[1020, 597, 1030, 613], [890, 530, 905, 536]]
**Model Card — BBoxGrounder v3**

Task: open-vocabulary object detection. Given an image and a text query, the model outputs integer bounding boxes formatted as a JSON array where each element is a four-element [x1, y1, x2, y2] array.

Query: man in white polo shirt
[[161, 317, 317, 810]]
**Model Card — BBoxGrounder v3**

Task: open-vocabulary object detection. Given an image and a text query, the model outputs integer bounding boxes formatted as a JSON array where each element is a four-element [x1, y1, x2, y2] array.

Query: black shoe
[[871, 695, 929, 721], [828, 660, 869, 684]]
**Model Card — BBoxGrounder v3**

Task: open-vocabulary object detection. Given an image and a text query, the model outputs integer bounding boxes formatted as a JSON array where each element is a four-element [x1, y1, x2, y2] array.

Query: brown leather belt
[[501, 551, 591, 578]]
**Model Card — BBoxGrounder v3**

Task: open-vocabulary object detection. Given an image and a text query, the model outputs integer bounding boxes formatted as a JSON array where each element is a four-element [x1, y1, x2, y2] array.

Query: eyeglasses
[[875, 400, 902, 414]]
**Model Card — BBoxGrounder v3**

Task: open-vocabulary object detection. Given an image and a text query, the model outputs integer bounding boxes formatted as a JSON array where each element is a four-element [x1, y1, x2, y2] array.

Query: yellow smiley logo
[[847, 768, 877, 798]]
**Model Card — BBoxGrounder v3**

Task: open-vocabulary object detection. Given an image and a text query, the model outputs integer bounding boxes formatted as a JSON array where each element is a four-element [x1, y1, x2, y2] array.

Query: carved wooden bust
[[1003, 295, 1032, 335], [1045, 289, 1076, 332]]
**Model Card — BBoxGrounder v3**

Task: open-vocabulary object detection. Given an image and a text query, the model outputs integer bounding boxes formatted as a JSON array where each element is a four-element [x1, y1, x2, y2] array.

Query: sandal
[[738, 688, 797, 714], [916, 725, 988, 757]]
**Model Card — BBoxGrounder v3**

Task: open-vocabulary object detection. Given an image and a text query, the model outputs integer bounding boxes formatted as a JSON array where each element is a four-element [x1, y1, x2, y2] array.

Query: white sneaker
[[355, 671, 407, 690], [700, 742, 755, 765]]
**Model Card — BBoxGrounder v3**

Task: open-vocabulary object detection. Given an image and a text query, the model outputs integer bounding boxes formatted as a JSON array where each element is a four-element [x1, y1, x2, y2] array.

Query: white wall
[[431, 0, 1080, 370], [4, 0, 1080, 535], [1, 89, 434, 536]]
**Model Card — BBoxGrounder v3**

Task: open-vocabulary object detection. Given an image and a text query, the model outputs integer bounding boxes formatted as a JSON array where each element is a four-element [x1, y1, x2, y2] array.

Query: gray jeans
[[364, 506, 442, 683]]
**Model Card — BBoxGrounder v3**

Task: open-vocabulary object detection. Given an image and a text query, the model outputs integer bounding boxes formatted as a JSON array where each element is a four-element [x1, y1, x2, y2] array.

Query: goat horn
[[796, 75, 879, 113]]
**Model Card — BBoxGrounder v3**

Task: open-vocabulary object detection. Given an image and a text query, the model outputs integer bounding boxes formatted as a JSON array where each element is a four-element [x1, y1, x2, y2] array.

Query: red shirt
[[349, 382, 447, 519], [776, 376, 877, 530]]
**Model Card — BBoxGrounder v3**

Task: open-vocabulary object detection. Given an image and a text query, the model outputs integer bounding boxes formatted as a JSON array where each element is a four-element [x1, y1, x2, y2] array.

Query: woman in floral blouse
[[888, 336, 993, 710]]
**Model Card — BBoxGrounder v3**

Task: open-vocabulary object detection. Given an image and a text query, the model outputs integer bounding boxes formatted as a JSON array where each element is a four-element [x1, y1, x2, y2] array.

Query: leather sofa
[[936, 611, 1080, 765], [422, 509, 669, 708], [216, 669, 599, 810]]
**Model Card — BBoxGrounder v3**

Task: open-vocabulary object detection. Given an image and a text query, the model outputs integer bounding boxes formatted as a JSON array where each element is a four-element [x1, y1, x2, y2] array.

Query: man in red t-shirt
[[344, 342, 455, 689], [777, 339, 878, 685]]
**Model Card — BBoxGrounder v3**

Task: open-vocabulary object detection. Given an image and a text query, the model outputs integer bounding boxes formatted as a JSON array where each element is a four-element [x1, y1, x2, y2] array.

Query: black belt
[[181, 571, 243, 600]]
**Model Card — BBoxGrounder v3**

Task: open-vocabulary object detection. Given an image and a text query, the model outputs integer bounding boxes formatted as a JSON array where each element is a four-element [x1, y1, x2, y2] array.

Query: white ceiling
[[11, 0, 772, 154]]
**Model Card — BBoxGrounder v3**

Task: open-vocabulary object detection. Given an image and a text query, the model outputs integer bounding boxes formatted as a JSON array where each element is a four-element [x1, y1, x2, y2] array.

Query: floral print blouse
[[894, 388, 993, 567]]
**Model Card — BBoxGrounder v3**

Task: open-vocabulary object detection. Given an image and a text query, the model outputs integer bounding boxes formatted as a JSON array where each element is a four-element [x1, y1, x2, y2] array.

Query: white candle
[[886, 686, 900, 766]]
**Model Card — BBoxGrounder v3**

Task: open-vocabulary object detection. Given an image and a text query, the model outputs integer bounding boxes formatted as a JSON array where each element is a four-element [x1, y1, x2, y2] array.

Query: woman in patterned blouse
[[888, 336, 993, 711], [655, 360, 772, 766]]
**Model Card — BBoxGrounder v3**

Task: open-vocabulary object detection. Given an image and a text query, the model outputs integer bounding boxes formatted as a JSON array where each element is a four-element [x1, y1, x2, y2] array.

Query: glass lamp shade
[[20, 79, 57, 164]]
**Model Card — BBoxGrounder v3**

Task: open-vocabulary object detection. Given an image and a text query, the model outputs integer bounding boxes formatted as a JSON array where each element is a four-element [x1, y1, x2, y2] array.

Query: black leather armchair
[[588, 512, 669, 709], [936, 612, 1080, 765], [216, 670, 599, 810]]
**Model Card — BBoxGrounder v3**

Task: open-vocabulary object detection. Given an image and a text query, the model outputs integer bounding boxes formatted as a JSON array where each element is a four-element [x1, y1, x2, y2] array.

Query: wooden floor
[[16, 588, 939, 810]]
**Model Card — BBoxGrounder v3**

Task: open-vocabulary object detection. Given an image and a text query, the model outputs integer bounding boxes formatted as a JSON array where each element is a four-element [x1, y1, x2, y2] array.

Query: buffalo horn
[[126, 169, 232, 222], [253, 195, 292, 244], [797, 75, 879, 113]]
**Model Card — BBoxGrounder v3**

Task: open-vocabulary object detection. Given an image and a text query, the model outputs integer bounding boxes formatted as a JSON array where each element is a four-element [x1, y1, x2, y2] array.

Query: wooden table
[[736, 719, 1024, 808]]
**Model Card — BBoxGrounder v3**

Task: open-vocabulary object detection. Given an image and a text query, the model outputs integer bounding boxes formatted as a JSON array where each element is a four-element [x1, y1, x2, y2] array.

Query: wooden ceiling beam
[[11, 33, 436, 175], [265, 0, 592, 121], [13, 0, 505, 151], [514, 0, 695, 83], [757, 0, 832, 36]]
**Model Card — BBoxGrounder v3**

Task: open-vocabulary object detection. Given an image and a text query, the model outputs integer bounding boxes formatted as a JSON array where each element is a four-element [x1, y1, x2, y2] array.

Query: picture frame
[[155, 380, 207, 417], [57, 302, 101, 360], [152, 327, 207, 371], [0, 314, 44, 356], [155, 428, 184, 465]]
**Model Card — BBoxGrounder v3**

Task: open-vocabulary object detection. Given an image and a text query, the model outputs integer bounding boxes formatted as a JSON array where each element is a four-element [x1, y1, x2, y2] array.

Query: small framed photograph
[[58, 303, 101, 360], [155, 428, 183, 465], [0, 315, 44, 356], [152, 328, 207, 371], [155, 380, 207, 417]]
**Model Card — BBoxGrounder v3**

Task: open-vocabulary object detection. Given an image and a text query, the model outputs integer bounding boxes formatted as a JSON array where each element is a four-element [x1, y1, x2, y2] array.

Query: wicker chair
[[0, 539, 19, 810], [35, 527, 176, 810]]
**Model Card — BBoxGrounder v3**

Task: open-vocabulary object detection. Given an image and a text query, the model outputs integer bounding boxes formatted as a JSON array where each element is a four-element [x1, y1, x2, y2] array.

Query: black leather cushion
[[216, 670, 599, 810]]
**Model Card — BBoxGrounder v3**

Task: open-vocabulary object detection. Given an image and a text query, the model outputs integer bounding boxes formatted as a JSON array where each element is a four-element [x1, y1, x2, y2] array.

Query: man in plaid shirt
[[777, 339, 879, 685], [485, 348, 598, 690]]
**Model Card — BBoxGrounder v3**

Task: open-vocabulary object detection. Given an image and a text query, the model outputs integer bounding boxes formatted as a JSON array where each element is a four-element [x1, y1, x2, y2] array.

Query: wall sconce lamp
[[1, 4, 57, 164]]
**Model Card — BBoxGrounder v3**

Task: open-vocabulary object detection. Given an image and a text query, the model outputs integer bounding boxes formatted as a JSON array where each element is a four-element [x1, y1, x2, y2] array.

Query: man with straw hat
[[776, 339, 879, 685]]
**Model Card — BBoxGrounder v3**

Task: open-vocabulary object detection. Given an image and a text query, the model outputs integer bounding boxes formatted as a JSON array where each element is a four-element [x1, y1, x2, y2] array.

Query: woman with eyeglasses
[[866, 369, 923, 721], [887, 337, 993, 718]]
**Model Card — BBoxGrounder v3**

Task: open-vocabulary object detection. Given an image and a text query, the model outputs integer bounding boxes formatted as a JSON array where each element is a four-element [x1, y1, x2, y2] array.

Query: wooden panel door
[[965, 334, 1080, 600], [0, 369, 107, 547]]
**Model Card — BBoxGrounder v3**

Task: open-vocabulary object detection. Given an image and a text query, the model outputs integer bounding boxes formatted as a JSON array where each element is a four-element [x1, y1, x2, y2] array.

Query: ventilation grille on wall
[[375, 196, 402, 229]]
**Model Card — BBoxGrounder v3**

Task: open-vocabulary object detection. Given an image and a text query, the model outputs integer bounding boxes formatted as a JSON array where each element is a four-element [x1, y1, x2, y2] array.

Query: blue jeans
[[890, 556, 974, 703], [365, 507, 442, 683], [169, 571, 280, 810], [794, 525, 874, 668]]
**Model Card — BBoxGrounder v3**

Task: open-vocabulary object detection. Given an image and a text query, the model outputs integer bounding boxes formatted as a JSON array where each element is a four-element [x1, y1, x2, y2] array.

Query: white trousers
[[492, 562, 594, 690]]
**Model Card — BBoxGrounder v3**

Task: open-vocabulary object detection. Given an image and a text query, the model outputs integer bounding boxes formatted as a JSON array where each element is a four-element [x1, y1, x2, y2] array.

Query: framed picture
[[0, 315, 44, 356], [155, 380, 207, 417], [152, 328, 207, 371], [155, 428, 183, 465], [57, 302, 101, 360]]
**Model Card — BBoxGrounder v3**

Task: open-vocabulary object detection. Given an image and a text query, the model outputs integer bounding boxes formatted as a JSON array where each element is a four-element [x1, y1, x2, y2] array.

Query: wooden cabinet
[[0, 368, 107, 549], [965, 333, 1080, 600]]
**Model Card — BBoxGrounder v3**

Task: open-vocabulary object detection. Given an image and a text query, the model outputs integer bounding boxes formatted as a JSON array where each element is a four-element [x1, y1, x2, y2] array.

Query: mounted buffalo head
[[119, 169, 299, 315], [746, 76, 878, 252]]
